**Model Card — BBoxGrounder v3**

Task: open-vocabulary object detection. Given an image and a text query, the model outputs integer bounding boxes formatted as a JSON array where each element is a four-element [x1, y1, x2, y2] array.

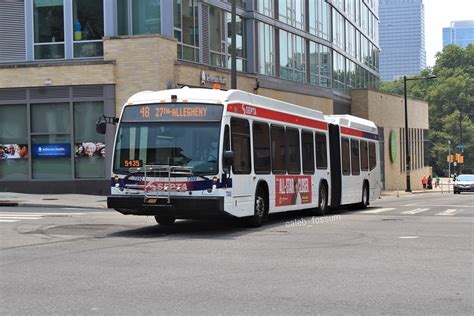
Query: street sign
[[456, 145, 464, 149]]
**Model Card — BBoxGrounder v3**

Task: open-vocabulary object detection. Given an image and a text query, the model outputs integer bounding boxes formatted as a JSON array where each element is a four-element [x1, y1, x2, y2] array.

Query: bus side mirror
[[223, 150, 234, 168], [96, 121, 106, 134]]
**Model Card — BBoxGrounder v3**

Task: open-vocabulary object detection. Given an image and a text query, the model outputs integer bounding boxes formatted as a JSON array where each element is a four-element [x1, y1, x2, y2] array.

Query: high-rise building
[[379, 0, 426, 81], [443, 20, 474, 48], [0, 0, 383, 193]]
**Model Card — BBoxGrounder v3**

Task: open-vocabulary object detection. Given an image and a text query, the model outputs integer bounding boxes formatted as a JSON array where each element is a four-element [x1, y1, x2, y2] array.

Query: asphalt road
[[1, 192, 472, 315]]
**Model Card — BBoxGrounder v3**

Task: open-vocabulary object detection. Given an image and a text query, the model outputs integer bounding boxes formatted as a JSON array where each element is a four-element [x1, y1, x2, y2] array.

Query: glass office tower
[[443, 20, 474, 48], [379, 0, 426, 81]]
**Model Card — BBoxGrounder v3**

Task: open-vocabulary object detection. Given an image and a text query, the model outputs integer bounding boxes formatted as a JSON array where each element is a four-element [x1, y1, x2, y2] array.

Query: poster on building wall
[[275, 176, 312, 207], [0, 144, 28, 159], [32, 144, 71, 158], [75, 142, 105, 158]]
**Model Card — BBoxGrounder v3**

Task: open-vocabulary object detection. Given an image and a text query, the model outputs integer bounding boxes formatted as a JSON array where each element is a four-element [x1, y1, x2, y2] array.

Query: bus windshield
[[113, 122, 221, 175]]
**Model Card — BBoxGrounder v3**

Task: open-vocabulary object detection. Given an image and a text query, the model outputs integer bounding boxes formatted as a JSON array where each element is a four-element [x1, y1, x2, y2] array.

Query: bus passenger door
[[229, 118, 254, 216]]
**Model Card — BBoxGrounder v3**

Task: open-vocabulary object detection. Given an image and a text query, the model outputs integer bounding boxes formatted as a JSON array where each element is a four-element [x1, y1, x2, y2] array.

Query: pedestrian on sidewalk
[[427, 175, 433, 190], [435, 175, 440, 188], [422, 176, 427, 189]]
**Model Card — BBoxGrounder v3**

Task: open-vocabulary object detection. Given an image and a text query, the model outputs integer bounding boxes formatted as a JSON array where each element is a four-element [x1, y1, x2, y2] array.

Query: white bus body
[[107, 87, 381, 226]]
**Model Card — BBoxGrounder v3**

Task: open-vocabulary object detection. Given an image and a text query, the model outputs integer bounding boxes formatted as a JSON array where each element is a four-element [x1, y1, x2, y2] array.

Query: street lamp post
[[403, 74, 437, 192], [230, 0, 237, 89]]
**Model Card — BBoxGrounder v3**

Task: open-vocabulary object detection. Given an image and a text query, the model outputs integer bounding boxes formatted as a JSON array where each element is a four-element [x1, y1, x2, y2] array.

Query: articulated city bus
[[100, 87, 381, 227]]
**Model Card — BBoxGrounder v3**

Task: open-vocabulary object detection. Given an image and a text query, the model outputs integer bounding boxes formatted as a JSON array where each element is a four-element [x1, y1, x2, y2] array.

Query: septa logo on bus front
[[145, 181, 192, 192]]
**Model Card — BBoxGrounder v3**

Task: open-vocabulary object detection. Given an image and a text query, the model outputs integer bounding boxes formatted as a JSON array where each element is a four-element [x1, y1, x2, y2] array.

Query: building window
[[0, 105, 28, 180], [308, 0, 329, 40], [278, 0, 304, 30], [258, 22, 274, 76], [279, 30, 305, 83], [174, 0, 199, 62], [73, 0, 104, 58], [117, 0, 161, 36], [257, 0, 273, 17], [346, 22, 355, 57], [333, 52, 346, 93], [333, 10, 345, 50], [33, 0, 65, 60], [346, 59, 356, 90], [74, 102, 105, 178], [209, 6, 247, 71], [309, 42, 331, 88], [31, 103, 71, 179]]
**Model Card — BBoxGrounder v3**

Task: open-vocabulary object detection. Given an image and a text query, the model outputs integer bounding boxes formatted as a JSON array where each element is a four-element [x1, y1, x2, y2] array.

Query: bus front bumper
[[107, 195, 228, 219]]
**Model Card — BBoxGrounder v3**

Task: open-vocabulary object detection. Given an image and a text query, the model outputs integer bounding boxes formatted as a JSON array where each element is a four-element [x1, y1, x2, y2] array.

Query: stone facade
[[352, 89, 430, 190]]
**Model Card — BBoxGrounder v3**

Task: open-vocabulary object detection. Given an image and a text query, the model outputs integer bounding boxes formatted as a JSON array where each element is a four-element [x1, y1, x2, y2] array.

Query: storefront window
[[31, 103, 71, 179], [33, 0, 65, 59], [174, 0, 199, 62], [73, 0, 104, 58], [0, 105, 28, 180], [74, 102, 105, 178]]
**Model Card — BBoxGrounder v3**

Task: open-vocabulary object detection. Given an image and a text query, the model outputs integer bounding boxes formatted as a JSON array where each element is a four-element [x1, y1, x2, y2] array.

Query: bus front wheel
[[155, 215, 176, 226], [245, 188, 268, 228]]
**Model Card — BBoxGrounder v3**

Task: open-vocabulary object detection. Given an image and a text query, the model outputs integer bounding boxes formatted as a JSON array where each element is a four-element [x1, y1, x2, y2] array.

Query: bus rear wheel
[[360, 183, 369, 209], [155, 215, 176, 226], [245, 189, 268, 228], [312, 184, 328, 216]]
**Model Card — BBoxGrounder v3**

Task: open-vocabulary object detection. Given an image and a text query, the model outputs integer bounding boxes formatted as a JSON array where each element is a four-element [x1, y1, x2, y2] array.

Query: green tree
[[379, 44, 474, 175]]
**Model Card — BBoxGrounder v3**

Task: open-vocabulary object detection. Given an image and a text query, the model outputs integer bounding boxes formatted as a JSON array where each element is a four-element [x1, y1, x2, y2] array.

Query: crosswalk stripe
[[435, 209, 461, 216], [0, 219, 19, 223], [360, 208, 396, 214], [0, 212, 84, 216], [402, 208, 430, 215], [0, 217, 41, 220]]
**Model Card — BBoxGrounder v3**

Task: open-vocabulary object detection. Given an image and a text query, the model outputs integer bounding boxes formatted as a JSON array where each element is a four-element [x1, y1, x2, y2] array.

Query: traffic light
[[447, 154, 454, 163], [455, 153, 461, 163], [458, 155, 464, 164]]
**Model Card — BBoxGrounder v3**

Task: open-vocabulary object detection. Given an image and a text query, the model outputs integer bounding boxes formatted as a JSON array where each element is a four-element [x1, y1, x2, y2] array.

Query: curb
[[0, 200, 110, 210]]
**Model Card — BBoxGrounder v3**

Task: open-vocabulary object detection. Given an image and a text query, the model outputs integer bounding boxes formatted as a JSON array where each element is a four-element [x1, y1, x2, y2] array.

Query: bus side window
[[286, 127, 301, 174], [351, 139, 360, 175], [341, 137, 350, 175], [231, 118, 251, 174], [302, 130, 315, 174], [315, 132, 328, 169], [369, 142, 376, 170], [361, 140, 369, 171], [253, 122, 271, 174], [271, 125, 286, 174]]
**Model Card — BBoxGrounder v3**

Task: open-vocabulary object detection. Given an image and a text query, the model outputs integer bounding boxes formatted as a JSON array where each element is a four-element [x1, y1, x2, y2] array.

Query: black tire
[[360, 183, 369, 209], [312, 184, 328, 216], [245, 188, 268, 228], [154, 215, 176, 226]]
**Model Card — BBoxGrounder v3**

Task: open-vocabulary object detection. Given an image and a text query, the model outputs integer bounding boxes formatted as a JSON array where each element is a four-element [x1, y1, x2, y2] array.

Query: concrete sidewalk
[[0, 192, 108, 209]]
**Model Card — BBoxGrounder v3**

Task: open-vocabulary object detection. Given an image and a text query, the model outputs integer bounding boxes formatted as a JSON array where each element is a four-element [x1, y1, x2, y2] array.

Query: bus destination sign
[[122, 103, 223, 122]]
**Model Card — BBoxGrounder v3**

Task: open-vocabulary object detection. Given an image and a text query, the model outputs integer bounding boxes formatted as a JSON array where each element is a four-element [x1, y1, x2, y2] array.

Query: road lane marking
[[0, 219, 19, 223], [402, 208, 430, 215], [435, 209, 462, 216], [403, 204, 474, 208], [399, 236, 419, 239], [360, 208, 396, 214]]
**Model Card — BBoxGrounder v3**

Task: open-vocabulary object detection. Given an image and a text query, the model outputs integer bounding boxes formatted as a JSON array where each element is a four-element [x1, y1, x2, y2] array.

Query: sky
[[424, 0, 474, 66]]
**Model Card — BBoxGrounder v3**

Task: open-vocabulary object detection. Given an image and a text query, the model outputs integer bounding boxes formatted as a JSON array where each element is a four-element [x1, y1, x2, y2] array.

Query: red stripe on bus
[[227, 103, 328, 130], [340, 126, 378, 140]]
